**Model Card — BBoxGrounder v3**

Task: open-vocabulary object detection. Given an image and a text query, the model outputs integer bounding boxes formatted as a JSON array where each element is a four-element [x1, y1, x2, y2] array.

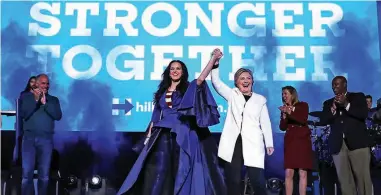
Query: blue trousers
[[21, 135, 53, 195]]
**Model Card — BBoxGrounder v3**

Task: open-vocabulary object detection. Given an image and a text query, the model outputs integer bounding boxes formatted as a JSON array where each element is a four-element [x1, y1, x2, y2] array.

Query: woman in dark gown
[[117, 55, 226, 195]]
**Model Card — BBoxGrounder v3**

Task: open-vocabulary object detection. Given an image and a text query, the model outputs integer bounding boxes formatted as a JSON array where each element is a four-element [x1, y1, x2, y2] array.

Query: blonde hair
[[234, 68, 253, 87], [282, 86, 299, 105]]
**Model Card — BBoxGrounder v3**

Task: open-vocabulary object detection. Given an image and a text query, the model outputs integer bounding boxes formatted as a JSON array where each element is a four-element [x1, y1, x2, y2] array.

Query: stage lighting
[[66, 175, 78, 189], [85, 175, 109, 195], [267, 178, 284, 192], [89, 175, 102, 189], [63, 175, 81, 195]]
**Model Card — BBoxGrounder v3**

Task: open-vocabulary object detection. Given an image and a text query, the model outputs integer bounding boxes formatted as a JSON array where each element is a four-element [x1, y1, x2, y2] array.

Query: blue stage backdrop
[[1, 1, 381, 174], [2, 1, 380, 131]]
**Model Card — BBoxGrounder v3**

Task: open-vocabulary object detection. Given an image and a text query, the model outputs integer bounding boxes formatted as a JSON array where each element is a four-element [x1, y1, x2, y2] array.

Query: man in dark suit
[[321, 76, 372, 195], [20, 74, 62, 195]]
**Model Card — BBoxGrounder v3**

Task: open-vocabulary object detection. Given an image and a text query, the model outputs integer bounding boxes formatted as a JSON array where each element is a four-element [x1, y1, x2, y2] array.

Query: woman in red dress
[[279, 86, 312, 195]]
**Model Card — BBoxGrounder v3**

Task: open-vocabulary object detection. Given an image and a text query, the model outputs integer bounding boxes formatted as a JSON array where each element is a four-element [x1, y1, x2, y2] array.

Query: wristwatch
[[212, 63, 219, 69]]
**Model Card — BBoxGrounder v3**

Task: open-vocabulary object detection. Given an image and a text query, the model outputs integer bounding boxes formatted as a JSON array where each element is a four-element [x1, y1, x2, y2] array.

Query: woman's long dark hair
[[153, 60, 189, 104], [23, 76, 36, 92]]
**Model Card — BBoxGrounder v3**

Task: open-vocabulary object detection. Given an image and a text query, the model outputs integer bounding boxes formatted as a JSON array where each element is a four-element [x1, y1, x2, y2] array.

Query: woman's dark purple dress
[[117, 80, 226, 195]]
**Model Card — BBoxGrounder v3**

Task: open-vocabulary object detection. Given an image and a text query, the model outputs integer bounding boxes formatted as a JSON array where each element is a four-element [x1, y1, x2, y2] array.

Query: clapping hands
[[279, 105, 293, 115], [31, 88, 46, 104], [334, 93, 348, 107], [32, 88, 41, 101]]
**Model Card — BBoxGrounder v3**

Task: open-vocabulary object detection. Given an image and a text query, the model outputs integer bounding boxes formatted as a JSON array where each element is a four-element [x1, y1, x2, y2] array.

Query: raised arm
[[196, 49, 222, 86], [211, 68, 232, 102]]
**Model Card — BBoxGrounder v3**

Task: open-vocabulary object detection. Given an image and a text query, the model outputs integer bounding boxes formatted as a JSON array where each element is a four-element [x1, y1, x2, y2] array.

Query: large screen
[[1, 1, 380, 132]]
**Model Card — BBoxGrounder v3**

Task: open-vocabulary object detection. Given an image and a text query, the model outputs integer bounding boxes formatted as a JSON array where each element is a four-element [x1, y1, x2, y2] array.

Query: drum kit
[[308, 111, 334, 165], [308, 111, 381, 167], [368, 123, 381, 167]]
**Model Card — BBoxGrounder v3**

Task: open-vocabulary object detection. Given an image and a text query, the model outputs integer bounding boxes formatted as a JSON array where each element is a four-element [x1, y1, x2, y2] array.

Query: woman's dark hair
[[23, 76, 36, 92], [153, 60, 189, 104]]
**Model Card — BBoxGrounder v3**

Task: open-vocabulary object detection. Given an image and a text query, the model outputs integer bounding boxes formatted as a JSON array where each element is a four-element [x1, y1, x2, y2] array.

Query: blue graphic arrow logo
[[112, 99, 134, 114]]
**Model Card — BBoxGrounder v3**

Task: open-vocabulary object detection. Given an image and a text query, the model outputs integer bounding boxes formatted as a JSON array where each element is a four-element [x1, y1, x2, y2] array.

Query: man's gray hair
[[36, 73, 49, 81]]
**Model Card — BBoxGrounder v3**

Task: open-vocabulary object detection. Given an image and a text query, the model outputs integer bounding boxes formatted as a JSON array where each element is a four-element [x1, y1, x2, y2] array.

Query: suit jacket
[[280, 102, 309, 131], [211, 68, 273, 168], [320, 92, 370, 154]]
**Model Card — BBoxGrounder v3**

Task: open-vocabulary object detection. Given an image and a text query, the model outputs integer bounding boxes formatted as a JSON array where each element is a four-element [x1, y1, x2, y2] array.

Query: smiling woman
[[210, 48, 274, 195], [116, 54, 227, 195], [233, 68, 253, 96]]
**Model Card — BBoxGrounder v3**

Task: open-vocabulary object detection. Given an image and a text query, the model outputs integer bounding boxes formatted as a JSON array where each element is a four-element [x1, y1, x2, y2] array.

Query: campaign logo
[[112, 98, 133, 116]]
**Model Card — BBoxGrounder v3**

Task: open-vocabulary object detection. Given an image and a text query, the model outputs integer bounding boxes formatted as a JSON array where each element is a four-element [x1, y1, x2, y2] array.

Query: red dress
[[280, 102, 313, 170]]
